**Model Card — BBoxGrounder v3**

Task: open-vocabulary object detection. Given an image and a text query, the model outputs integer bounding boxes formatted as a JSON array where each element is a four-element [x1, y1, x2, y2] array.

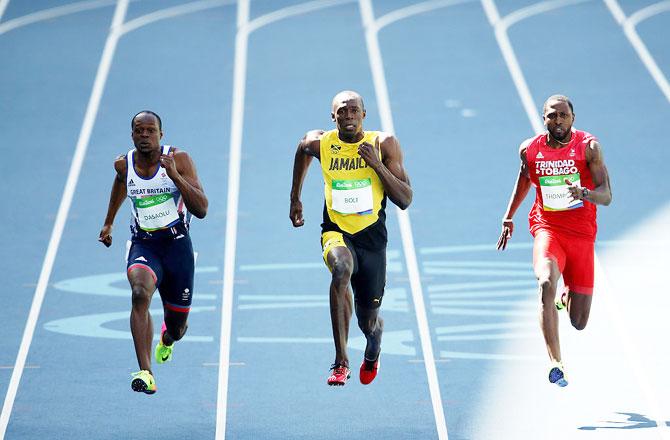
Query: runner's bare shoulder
[[519, 137, 533, 160], [113, 154, 127, 179], [301, 130, 324, 157]]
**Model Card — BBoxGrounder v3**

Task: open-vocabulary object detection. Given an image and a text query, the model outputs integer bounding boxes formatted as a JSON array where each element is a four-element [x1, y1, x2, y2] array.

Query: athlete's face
[[332, 98, 365, 139], [543, 100, 574, 142], [132, 113, 163, 154]]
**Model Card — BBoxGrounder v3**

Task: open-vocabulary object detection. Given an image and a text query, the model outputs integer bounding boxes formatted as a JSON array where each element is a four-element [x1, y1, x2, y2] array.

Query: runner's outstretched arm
[[99, 156, 128, 247], [358, 134, 412, 210], [290, 130, 322, 227], [497, 144, 531, 250]]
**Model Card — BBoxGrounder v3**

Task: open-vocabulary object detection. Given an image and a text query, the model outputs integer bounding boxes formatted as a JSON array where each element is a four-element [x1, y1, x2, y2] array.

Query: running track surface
[[1, 1, 669, 439]]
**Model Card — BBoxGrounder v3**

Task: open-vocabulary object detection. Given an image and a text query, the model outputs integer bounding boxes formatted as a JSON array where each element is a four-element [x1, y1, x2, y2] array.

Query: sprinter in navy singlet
[[99, 111, 208, 394]]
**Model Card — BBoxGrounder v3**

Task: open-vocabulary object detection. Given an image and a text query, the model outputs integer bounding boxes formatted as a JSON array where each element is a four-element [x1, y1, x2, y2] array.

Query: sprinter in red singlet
[[496, 95, 612, 387]]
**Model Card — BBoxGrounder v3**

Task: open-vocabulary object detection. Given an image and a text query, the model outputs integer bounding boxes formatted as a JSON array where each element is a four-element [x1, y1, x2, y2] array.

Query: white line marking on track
[[0, 0, 121, 36], [604, 0, 670, 103], [480, 0, 543, 133], [498, 0, 592, 30], [205, 362, 245, 367], [359, 0, 449, 438], [215, 0, 250, 438], [602, 0, 626, 23], [238, 337, 332, 343], [483, 1, 670, 436], [0, 0, 233, 38], [245, 0, 353, 33], [374, 0, 474, 31], [119, 0, 234, 36], [0, 0, 9, 23], [0, 1, 129, 438], [428, 279, 536, 292], [424, 260, 530, 268], [624, 1, 670, 28], [409, 358, 451, 363], [0, 366, 39, 370], [481, 0, 595, 132], [239, 262, 323, 270]]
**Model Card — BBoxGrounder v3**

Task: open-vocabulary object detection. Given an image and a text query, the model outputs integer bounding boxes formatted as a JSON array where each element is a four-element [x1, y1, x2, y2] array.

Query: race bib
[[331, 179, 373, 214], [134, 193, 179, 230], [539, 173, 583, 211]]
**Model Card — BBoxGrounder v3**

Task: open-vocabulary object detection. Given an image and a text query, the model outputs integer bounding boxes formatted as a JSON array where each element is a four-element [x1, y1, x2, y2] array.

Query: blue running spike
[[549, 366, 568, 387]]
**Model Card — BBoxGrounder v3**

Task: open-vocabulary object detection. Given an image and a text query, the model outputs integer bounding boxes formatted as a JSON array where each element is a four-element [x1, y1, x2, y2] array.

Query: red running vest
[[526, 128, 597, 240]]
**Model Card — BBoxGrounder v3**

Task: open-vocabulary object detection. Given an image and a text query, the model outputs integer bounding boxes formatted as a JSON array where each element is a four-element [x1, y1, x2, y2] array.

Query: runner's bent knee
[[131, 285, 152, 308], [538, 278, 557, 301], [127, 263, 156, 310], [163, 308, 189, 340], [356, 314, 374, 334], [355, 304, 379, 334], [330, 257, 353, 285], [569, 305, 589, 330], [568, 293, 591, 330], [167, 323, 187, 341], [571, 317, 588, 331], [357, 316, 376, 335]]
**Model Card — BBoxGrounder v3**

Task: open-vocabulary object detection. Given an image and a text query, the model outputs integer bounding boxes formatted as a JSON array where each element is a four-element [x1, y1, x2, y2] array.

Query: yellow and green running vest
[[319, 129, 387, 250]]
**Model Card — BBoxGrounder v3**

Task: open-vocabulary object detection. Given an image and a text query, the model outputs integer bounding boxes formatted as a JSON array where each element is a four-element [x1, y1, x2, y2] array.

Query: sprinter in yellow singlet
[[289, 91, 412, 386]]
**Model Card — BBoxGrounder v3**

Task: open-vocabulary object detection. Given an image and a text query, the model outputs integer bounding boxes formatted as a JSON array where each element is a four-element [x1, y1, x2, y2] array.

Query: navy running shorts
[[126, 233, 195, 313]]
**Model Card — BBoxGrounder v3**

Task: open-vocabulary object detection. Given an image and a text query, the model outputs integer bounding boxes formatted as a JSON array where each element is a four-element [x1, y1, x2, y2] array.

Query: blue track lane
[[225, 4, 437, 439], [0, 0, 112, 403], [377, 4, 537, 438], [3, 2, 236, 439]]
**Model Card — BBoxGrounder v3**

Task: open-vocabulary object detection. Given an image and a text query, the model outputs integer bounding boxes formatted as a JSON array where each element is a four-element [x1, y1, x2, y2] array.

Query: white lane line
[[0, 366, 39, 370], [246, 0, 353, 33], [359, 0, 449, 438], [627, 0, 670, 26], [374, 0, 474, 31], [604, 0, 626, 23], [0, 0, 121, 36], [119, 0, 234, 36], [239, 262, 323, 270], [499, 0, 592, 30], [481, 0, 593, 133], [424, 261, 530, 268], [237, 337, 332, 343], [420, 239, 652, 255], [214, 1, 375, 438], [483, 0, 670, 436], [0, 0, 234, 38], [205, 362, 246, 367], [215, 0, 249, 438], [604, 0, 670, 103], [0, 0, 9, 23], [0, 1, 129, 438], [480, 0, 543, 133]]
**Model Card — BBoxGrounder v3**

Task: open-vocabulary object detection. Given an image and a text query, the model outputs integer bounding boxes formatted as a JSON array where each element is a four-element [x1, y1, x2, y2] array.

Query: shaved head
[[330, 90, 366, 142], [331, 90, 364, 113], [132, 110, 162, 130], [543, 94, 573, 115]]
